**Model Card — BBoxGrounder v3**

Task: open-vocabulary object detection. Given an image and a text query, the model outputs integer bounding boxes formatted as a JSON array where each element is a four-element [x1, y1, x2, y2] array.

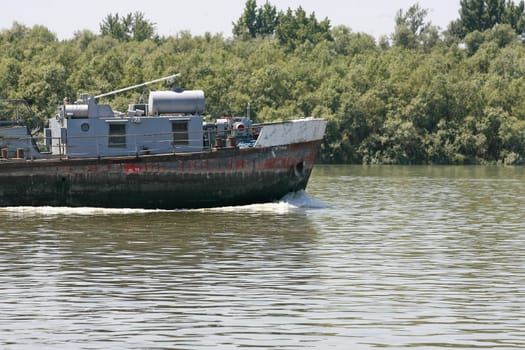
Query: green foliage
[[233, 0, 278, 38], [451, 0, 525, 38], [275, 7, 332, 50], [233, 1, 332, 50], [393, 3, 440, 52], [2, 3, 525, 165], [233, 0, 258, 38], [100, 12, 157, 42], [395, 3, 430, 36]]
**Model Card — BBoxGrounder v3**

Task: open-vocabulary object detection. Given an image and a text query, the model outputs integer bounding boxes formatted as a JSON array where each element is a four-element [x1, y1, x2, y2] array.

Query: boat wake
[[0, 206, 166, 217], [0, 191, 328, 217], [280, 190, 330, 209], [203, 190, 330, 214]]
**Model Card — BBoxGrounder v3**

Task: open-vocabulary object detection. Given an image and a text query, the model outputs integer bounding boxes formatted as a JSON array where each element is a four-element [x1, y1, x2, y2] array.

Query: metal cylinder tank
[[64, 105, 89, 118], [148, 90, 205, 115]]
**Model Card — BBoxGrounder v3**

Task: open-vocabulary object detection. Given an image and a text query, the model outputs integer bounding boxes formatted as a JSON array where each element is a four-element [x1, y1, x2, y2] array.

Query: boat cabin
[[46, 90, 207, 158], [2, 74, 258, 160], [43, 89, 255, 159]]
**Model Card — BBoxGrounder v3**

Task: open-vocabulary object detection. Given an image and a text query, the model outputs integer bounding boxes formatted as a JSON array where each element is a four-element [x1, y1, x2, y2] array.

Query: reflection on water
[[1, 165, 525, 349]]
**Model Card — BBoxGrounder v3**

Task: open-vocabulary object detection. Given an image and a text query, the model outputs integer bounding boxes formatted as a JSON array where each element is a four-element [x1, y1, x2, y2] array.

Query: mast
[[94, 73, 181, 100]]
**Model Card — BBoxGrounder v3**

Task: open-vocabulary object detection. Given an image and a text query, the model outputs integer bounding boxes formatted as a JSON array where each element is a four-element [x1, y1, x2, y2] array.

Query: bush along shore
[[2, 0, 525, 165]]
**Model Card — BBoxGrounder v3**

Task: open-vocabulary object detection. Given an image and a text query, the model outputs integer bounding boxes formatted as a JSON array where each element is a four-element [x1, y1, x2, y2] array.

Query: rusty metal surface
[[0, 140, 322, 209]]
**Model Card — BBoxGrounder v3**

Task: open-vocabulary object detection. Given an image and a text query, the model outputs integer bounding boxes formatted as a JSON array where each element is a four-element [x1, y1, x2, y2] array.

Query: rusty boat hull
[[1, 76, 327, 209], [0, 140, 322, 209]]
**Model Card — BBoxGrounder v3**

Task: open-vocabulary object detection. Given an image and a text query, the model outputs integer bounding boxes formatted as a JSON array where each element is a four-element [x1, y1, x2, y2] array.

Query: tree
[[395, 3, 430, 37], [233, 0, 258, 38], [275, 6, 332, 50], [131, 12, 157, 41], [100, 12, 156, 42], [257, 1, 278, 36], [100, 13, 126, 41], [451, 0, 525, 38], [233, 1, 332, 49], [233, 0, 278, 38], [0, 58, 21, 98], [392, 3, 436, 50], [5, 4, 525, 165]]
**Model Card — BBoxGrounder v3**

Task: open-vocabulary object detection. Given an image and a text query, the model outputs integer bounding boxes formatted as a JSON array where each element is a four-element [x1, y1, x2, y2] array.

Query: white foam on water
[[201, 191, 330, 214], [0, 206, 165, 217], [280, 190, 330, 209], [0, 191, 329, 217]]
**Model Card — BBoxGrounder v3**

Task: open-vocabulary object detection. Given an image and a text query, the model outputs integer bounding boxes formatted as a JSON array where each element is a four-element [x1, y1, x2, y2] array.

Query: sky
[[1, 0, 461, 40]]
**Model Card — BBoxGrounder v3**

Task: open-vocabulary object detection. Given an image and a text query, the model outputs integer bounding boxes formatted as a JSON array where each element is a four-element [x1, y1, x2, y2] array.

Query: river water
[[1, 165, 524, 349]]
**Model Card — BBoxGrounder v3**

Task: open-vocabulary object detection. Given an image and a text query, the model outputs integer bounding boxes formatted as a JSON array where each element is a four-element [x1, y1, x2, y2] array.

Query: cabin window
[[172, 121, 189, 145], [108, 123, 126, 148]]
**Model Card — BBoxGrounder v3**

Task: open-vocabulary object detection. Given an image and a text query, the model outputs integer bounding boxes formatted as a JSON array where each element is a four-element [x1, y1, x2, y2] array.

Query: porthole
[[80, 123, 90, 132]]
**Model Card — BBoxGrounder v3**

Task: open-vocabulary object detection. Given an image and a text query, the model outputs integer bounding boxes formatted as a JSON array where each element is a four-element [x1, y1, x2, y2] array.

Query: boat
[[0, 74, 327, 209]]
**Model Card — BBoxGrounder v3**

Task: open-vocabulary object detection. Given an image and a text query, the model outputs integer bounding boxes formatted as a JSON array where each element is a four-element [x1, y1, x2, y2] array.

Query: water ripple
[[1, 165, 524, 349]]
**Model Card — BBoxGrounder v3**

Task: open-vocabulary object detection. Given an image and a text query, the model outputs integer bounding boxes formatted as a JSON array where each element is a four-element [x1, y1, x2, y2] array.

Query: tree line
[[1, 0, 525, 165]]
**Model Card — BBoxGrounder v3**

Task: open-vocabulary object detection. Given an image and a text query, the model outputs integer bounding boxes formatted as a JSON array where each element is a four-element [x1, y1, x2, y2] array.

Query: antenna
[[94, 73, 181, 100]]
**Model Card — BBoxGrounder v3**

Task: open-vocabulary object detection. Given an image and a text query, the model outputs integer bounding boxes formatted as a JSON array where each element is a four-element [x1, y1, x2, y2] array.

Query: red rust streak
[[124, 164, 142, 174]]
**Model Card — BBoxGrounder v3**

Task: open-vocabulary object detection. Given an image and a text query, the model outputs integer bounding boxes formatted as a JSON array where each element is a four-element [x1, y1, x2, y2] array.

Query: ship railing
[[2, 127, 257, 160], [59, 130, 207, 158], [0, 129, 38, 159]]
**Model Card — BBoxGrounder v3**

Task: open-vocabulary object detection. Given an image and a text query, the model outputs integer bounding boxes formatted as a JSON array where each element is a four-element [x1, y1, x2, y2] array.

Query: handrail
[[1, 127, 254, 160]]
